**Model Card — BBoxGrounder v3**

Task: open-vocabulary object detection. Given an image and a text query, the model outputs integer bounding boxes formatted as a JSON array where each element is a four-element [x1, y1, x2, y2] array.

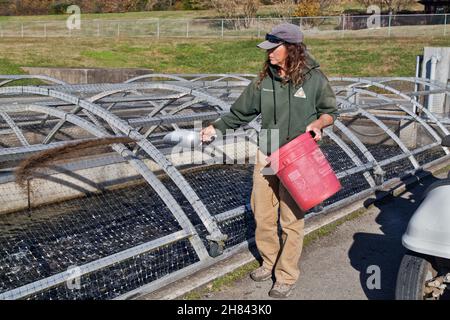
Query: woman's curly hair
[[258, 42, 308, 88]]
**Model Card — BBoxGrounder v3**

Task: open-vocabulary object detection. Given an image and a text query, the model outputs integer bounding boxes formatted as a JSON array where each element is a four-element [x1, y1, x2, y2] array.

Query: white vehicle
[[395, 135, 450, 300]]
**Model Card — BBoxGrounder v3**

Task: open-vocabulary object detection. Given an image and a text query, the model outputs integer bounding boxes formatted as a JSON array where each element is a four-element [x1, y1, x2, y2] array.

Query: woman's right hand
[[200, 125, 217, 143]]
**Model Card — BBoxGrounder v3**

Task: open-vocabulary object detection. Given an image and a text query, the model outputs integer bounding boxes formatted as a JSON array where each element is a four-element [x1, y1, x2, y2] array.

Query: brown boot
[[268, 282, 296, 298], [249, 266, 272, 282]]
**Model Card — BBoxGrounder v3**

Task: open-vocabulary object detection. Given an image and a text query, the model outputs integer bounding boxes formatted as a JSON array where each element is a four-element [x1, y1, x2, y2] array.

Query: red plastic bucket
[[267, 132, 341, 211]]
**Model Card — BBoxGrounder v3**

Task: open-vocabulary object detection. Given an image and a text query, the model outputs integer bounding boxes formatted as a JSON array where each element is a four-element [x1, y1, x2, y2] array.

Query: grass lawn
[[0, 10, 214, 23], [0, 36, 449, 77], [0, 1, 433, 78]]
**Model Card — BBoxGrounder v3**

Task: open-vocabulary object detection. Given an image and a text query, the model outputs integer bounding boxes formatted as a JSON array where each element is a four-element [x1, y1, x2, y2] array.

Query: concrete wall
[[422, 47, 450, 115], [0, 140, 256, 215], [337, 115, 401, 147], [22, 67, 153, 84]]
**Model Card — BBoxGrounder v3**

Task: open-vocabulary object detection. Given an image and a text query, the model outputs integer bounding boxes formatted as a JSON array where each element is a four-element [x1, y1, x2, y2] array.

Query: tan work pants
[[250, 150, 305, 285]]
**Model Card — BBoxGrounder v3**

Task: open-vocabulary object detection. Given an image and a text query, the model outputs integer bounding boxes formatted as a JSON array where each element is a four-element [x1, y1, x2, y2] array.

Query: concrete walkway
[[200, 170, 448, 300]]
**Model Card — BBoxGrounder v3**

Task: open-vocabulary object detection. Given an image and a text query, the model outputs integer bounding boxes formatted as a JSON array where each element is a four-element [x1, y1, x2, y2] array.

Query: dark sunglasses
[[265, 33, 285, 44]]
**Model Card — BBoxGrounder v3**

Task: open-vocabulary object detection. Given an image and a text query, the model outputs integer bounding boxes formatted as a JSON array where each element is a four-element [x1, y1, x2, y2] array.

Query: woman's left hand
[[306, 121, 323, 142]]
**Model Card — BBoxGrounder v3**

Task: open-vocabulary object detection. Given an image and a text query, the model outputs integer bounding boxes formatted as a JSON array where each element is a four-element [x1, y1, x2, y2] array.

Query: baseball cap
[[257, 23, 304, 50]]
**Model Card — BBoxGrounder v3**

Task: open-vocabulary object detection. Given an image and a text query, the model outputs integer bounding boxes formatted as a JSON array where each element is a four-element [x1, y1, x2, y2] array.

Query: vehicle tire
[[395, 251, 438, 300]]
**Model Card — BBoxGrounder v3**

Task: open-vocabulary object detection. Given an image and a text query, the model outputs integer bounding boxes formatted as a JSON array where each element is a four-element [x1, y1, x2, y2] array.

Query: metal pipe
[[428, 55, 441, 110], [414, 55, 423, 113]]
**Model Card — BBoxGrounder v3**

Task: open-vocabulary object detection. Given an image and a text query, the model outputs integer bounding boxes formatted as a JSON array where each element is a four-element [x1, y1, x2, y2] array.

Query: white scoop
[[163, 129, 202, 148]]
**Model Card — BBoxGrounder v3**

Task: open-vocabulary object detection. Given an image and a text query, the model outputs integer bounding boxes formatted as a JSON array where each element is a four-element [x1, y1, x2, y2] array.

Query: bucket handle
[[265, 131, 317, 166]]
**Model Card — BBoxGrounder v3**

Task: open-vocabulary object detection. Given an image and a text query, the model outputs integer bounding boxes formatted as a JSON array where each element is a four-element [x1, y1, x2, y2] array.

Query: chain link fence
[[0, 14, 448, 39]]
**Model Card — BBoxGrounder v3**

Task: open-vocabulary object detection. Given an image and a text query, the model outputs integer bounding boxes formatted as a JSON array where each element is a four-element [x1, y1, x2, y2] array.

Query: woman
[[200, 23, 338, 298]]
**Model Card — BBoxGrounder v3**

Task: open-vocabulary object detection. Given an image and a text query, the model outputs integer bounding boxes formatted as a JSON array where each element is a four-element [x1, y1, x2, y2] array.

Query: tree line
[[0, 0, 420, 16], [0, 0, 192, 15]]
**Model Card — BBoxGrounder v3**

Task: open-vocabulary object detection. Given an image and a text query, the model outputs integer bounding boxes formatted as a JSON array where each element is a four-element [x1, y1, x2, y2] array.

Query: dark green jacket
[[212, 53, 338, 154]]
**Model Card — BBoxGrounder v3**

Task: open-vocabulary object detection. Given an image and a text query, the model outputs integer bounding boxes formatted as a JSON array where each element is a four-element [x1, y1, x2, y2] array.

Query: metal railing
[[0, 73, 449, 300]]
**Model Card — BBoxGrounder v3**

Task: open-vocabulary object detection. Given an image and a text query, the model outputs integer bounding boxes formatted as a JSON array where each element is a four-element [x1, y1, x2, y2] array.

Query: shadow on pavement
[[348, 171, 442, 300]]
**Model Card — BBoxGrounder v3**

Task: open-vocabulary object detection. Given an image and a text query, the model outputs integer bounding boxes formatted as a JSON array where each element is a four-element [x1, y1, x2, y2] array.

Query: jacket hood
[[305, 52, 320, 71]]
